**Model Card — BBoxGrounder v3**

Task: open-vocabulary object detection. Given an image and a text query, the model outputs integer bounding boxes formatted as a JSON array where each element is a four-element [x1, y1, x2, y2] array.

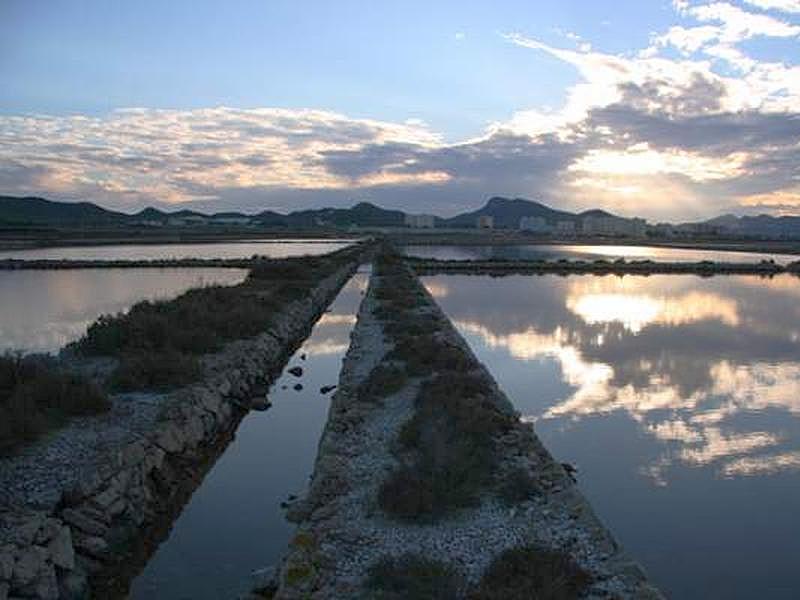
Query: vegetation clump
[[469, 546, 591, 600], [379, 372, 514, 519], [364, 553, 464, 599], [0, 353, 110, 453], [371, 252, 522, 519], [72, 245, 364, 390], [497, 466, 541, 505], [358, 364, 407, 404]]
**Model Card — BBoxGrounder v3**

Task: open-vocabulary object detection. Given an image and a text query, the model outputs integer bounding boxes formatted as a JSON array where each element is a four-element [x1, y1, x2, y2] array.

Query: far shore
[[2, 227, 800, 256]]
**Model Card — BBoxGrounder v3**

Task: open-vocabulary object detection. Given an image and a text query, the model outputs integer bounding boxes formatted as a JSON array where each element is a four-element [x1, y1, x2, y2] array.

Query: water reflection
[[405, 243, 800, 264], [129, 268, 369, 599], [0, 239, 352, 261], [422, 273, 800, 599], [0, 269, 248, 353]]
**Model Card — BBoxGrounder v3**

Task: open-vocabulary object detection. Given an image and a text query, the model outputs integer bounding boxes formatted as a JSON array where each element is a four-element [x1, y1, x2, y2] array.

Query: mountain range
[[1, 194, 799, 238]]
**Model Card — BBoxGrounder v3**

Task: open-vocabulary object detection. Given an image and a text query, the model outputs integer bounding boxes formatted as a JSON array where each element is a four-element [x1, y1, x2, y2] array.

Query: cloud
[[1, 3, 798, 219], [742, 0, 800, 12]]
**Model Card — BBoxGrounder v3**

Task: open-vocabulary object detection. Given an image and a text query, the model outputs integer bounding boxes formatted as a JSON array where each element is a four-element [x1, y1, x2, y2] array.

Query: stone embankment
[[0, 249, 369, 599], [409, 256, 800, 276], [272, 255, 662, 599]]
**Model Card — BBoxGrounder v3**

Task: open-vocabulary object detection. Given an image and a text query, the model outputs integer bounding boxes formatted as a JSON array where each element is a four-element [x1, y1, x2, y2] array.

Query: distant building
[[556, 220, 575, 235], [404, 214, 436, 229], [581, 215, 647, 238], [167, 215, 208, 227], [477, 215, 494, 229], [519, 216, 550, 233]]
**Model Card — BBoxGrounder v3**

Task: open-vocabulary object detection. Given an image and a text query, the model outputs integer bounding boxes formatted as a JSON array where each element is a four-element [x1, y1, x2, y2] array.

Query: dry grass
[[0, 353, 110, 453], [469, 545, 591, 600], [365, 553, 463, 599]]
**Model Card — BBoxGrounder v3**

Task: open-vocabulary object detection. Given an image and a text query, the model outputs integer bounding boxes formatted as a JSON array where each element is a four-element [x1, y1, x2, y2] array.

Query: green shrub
[[380, 373, 514, 519], [387, 336, 475, 376], [469, 546, 590, 600], [358, 364, 407, 403], [70, 247, 365, 392], [365, 554, 463, 599], [497, 466, 541, 505]]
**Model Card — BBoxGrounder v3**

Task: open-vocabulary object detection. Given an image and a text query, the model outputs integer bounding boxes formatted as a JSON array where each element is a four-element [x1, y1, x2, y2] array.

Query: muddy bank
[[0, 248, 370, 599], [409, 256, 800, 276], [272, 255, 661, 599]]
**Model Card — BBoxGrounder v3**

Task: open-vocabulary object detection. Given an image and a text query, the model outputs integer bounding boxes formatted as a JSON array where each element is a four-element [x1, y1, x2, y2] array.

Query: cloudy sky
[[1, 0, 798, 220]]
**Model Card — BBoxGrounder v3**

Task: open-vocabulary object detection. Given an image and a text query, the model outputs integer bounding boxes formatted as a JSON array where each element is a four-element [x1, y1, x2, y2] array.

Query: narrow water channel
[[129, 266, 370, 599]]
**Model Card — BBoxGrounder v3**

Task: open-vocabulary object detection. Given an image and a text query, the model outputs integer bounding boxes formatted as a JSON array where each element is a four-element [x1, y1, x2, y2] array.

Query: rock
[[320, 385, 337, 395], [11, 546, 47, 587], [6, 513, 43, 546], [34, 519, 61, 545], [74, 534, 108, 560], [120, 440, 147, 468], [75, 554, 103, 575], [288, 366, 303, 377], [142, 446, 166, 475], [155, 423, 185, 454], [47, 527, 74, 570], [250, 565, 278, 595], [61, 509, 107, 537], [293, 384, 303, 391], [0, 545, 14, 580], [59, 571, 89, 600], [300, 353, 307, 361], [20, 563, 58, 600], [250, 397, 272, 411]]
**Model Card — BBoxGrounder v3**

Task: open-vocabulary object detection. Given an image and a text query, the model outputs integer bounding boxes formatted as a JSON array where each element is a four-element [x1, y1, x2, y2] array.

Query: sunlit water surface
[[405, 243, 800, 264], [0, 269, 248, 353], [0, 239, 353, 261], [129, 268, 369, 599], [422, 273, 800, 599]]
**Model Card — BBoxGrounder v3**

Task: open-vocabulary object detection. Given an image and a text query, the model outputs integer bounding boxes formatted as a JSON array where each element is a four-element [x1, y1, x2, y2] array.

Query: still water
[[405, 243, 800, 264], [422, 273, 800, 599], [0, 239, 353, 261], [0, 269, 248, 354], [129, 268, 369, 599]]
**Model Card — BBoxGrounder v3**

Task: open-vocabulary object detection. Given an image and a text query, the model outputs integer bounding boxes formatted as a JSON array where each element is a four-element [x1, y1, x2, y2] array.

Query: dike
[[0, 245, 371, 600], [272, 254, 662, 599]]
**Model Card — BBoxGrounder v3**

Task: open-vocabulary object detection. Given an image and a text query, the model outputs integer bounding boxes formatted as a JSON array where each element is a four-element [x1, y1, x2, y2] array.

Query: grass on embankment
[[71, 245, 364, 392], [0, 353, 110, 454], [364, 546, 590, 600], [369, 253, 530, 520]]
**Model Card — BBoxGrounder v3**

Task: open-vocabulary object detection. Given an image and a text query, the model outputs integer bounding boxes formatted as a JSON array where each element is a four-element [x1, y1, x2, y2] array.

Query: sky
[[0, 0, 799, 221]]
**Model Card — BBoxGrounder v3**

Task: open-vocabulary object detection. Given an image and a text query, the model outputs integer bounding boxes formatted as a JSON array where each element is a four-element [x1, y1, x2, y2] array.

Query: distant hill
[[0, 196, 405, 229], [444, 196, 585, 228], [0, 196, 125, 225], [281, 202, 405, 228], [4, 194, 799, 237], [705, 213, 800, 238]]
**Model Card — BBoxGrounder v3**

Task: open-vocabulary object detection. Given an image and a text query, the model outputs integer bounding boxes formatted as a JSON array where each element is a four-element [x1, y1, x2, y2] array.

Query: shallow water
[[0, 268, 248, 353], [422, 273, 800, 599], [128, 267, 369, 600], [0, 239, 353, 261], [404, 243, 800, 264]]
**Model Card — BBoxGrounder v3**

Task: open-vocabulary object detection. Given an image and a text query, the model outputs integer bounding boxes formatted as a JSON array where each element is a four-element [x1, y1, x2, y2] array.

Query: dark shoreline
[[408, 256, 800, 277]]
